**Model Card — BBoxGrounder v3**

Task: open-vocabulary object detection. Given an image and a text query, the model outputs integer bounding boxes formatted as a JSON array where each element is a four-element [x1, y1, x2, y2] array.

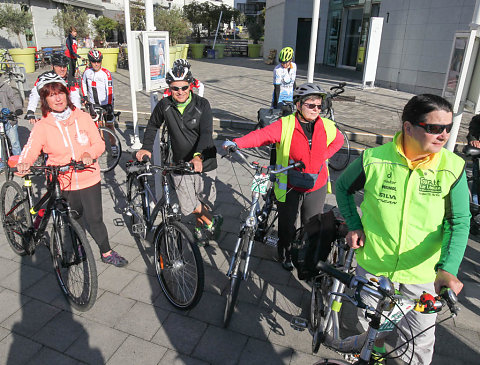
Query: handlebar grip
[[294, 161, 305, 170], [439, 287, 460, 315], [316, 260, 354, 287]]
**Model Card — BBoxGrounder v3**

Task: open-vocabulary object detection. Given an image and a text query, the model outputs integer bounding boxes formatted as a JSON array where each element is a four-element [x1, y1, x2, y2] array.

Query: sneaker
[[205, 214, 223, 240], [282, 259, 294, 271], [111, 145, 119, 158], [101, 250, 128, 267], [194, 227, 209, 247]]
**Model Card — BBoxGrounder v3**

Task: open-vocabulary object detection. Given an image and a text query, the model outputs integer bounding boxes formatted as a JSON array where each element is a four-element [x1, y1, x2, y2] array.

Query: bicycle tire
[[1, 134, 13, 181], [98, 126, 121, 173], [0, 180, 30, 255], [50, 215, 98, 311], [261, 205, 278, 245], [329, 127, 350, 171], [126, 174, 147, 239], [311, 283, 323, 353], [154, 221, 204, 310]]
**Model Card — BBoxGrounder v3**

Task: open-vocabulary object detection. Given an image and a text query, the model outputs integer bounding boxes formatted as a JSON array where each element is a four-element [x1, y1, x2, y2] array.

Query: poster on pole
[[443, 32, 469, 103], [142, 31, 169, 92]]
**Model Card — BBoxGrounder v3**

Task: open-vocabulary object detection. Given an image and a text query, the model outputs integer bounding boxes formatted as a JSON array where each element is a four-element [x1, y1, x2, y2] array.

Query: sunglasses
[[170, 85, 189, 91], [303, 102, 322, 110], [414, 122, 453, 134]]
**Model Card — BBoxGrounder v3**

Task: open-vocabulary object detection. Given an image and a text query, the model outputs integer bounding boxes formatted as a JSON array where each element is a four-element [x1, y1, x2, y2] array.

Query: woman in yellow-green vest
[[336, 94, 470, 365], [223, 83, 344, 270]]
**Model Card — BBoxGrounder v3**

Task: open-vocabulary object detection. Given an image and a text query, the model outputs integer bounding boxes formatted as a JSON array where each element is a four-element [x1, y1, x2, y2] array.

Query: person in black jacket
[[65, 26, 80, 78], [136, 65, 222, 244]]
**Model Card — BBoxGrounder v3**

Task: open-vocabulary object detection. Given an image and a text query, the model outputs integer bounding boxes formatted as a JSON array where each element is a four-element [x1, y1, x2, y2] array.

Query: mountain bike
[[310, 261, 459, 364], [85, 101, 122, 173], [323, 82, 351, 171], [0, 109, 16, 181], [290, 216, 355, 353], [222, 142, 304, 327], [124, 154, 204, 310], [0, 160, 98, 311]]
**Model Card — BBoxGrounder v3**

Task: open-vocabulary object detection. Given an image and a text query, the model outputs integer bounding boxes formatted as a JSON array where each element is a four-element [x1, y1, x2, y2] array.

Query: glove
[[222, 140, 238, 153], [15, 109, 23, 116], [25, 110, 35, 120]]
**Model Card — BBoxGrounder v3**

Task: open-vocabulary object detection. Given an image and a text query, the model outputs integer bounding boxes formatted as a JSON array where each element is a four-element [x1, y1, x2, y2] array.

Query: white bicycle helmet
[[165, 65, 193, 85], [36, 71, 67, 91], [293, 83, 327, 103]]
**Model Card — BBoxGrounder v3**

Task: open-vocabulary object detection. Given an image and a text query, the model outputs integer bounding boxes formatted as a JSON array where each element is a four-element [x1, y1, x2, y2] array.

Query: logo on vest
[[419, 177, 441, 195]]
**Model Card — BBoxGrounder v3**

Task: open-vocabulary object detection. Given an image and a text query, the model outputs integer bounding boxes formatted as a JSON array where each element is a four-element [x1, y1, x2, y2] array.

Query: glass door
[[339, 7, 363, 68]]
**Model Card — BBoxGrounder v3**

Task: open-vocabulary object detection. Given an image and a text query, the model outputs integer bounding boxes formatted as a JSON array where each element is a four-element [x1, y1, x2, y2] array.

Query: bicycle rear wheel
[[0, 181, 30, 255], [50, 215, 98, 311], [328, 127, 350, 171], [154, 221, 204, 309], [98, 127, 121, 173], [126, 174, 147, 238]]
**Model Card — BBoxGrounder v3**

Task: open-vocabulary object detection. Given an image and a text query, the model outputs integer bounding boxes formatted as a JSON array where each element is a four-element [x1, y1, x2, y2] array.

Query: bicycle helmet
[[173, 58, 191, 69], [51, 53, 69, 67], [36, 71, 67, 91], [88, 49, 103, 63], [293, 83, 327, 103], [279, 47, 294, 63], [165, 65, 193, 85]]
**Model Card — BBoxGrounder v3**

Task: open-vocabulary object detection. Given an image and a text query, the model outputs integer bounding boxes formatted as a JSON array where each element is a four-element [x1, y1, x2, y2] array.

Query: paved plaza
[[0, 58, 479, 364]]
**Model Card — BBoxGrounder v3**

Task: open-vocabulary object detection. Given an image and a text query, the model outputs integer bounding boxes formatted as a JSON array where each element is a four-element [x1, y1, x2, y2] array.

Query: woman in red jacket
[[223, 83, 344, 270], [17, 73, 128, 267]]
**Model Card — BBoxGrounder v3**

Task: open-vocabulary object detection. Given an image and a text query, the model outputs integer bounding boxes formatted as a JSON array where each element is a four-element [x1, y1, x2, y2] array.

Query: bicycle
[[310, 260, 459, 364], [290, 215, 355, 353], [0, 160, 98, 311], [85, 101, 122, 173], [222, 143, 304, 327], [0, 108, 19, 181], [461, 144, 480, 232], [323, 82, 351, 171], [124, 154, 204, 310]]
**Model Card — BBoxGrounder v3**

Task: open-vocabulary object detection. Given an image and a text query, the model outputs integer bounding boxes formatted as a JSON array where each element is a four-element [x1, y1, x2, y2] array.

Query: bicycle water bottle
[[33, 209, 46, 229]]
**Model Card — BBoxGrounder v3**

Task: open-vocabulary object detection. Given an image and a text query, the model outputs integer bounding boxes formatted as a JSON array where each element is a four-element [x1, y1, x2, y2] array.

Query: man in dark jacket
[[136, 65, 222, 244]]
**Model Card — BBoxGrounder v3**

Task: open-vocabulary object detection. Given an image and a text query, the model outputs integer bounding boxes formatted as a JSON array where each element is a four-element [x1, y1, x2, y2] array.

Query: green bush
[[0, 2, 33, 47], [154, 7, 190, 45]]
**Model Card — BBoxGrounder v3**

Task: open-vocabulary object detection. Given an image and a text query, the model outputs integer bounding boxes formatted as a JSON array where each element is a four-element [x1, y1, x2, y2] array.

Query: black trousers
[[62, 182, 111, 254], [69, 57, 76, 78], [277, 185, 327, 260]]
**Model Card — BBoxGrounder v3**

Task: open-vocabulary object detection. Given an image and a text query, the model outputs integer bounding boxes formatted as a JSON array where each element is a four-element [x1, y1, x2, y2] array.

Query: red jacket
[[234, 114, 344, 193]]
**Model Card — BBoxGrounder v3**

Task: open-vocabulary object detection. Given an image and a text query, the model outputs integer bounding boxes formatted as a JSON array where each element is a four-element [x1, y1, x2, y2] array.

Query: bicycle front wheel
[[50, 215, 98, 311], [0, 181, 30, 255], [98, 127, 121, 173], [329, 127, 350, 171], [1, 135, 13, 181], [154, 221, 204, 310]]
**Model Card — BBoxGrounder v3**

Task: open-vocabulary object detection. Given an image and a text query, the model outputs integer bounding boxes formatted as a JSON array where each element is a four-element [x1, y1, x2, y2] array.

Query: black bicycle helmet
[[165, 65, 193, 85], [173, 58, 191, 69], [88, 49, 103, 63], [293, 83, 327, 103], [51, 53, 69, 67], [36, 71, 67, 91]]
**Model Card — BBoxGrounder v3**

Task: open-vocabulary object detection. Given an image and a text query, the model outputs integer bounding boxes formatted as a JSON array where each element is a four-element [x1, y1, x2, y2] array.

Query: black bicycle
[[85, 101, 122, 173], [222, 143, 304, 327], [0, 160, 98, 311], [323, 82, 351, 171], [124, 154, 204, 310]]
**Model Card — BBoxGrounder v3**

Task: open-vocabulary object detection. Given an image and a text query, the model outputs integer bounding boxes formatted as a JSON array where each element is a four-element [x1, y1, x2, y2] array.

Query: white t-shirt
[[273, 62, 297, 104]]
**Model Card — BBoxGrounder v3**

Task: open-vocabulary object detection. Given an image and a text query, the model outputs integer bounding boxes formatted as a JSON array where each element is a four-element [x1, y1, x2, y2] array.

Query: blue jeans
[[0, 123, 21, 168]]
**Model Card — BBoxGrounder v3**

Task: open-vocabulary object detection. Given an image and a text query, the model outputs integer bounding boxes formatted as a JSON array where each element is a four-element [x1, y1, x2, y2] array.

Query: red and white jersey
[[82, 67, 114, 106], [162, 78, 204, 98]]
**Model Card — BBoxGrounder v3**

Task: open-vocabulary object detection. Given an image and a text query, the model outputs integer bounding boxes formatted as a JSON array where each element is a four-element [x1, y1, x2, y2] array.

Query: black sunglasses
[[414, 122, 453, 134], [302, 102, 322, 110], [170, 85, 189, 91]]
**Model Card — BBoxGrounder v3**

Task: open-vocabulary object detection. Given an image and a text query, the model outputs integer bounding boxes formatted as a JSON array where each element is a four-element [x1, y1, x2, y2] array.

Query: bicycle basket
[[291, 210, 337, 281]]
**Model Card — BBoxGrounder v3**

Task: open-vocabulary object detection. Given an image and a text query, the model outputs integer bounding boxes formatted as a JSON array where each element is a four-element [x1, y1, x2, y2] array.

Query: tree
[[52, 5, 90, 38], [92, 16, 119, 44], [246, 16, 264, 44], [183, 1, 209, 42], [0, 2, 33, 48], [154, 7, 190, 45]]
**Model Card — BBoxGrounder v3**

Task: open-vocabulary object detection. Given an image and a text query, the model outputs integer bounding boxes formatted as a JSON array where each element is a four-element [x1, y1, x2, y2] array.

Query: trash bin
[[97, 48, 119, 72], [190, 44, 205, 59], [207, 49, 216, 59], [9, 48, 36, 73], [214, 44, 225, 59]]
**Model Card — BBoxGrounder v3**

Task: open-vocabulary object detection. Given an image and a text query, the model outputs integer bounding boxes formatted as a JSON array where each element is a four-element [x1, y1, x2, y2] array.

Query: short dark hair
[[39, 82, 75, 117], [402, 94, 453, 125]]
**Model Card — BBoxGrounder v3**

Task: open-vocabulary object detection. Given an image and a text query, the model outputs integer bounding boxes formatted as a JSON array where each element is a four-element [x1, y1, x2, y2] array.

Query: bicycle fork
[[226, 229, 255, 281]]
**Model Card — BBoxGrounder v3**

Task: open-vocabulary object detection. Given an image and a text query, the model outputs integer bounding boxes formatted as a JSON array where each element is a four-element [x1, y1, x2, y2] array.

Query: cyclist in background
[[0, 81, 23, 171], [16, 73, 128, 268], [82, 49, 118, 157], [272, 46, 296, 114], [162, 59, 204, 98], [136, 64, 222, 244], [65, 26, 80, 79], [26, 53, 82, 124], [223, 83, 344, 271], [335, 94, 469, 364]]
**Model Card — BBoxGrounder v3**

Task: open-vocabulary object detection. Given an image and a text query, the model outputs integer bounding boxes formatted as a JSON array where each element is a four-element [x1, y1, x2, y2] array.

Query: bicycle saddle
[[462, 144, 480, 157]]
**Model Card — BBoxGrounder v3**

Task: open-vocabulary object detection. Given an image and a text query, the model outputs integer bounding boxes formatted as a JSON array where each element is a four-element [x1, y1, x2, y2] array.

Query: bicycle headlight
[[172, 203, 180, 214], [245, 216, 256, 227]]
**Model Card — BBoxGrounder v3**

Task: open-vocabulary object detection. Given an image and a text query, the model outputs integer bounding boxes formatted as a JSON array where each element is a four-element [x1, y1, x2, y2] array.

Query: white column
[[307, 0, 321, 83]]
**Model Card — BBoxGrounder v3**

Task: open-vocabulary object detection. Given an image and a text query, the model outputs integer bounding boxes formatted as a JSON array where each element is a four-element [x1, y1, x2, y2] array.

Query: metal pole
[[145, 0, 155, 31], [445, 0, 480, 151], [213, 11, 223, 49], [307, 0, 321, 83]]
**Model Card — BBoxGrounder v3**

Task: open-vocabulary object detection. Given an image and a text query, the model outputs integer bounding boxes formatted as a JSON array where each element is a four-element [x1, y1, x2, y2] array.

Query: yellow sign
[[357, 46, 365, 64]]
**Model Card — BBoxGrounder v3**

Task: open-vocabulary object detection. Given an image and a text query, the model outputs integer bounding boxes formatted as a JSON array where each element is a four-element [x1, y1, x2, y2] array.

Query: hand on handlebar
[[434, 269, 463, 295], [15, 162, 31, 176], [469, 140, 480, 148], [190, 155, 203, 173], [346, 229, 365, 249], [81, 152, 93, 166], [222, 140, 238, 153], [136, 149, 151, 162]]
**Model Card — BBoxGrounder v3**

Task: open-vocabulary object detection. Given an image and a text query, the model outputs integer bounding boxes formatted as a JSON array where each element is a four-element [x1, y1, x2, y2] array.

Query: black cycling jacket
[[142, 92, 217, 172]]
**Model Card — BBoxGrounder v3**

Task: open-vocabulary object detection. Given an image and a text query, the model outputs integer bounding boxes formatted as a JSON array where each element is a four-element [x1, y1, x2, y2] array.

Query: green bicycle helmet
[[279, 47, 294, 63]]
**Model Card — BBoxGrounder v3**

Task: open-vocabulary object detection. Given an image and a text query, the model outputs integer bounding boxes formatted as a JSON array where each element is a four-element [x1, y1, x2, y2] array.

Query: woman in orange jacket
[[17, 72, 128, 267]]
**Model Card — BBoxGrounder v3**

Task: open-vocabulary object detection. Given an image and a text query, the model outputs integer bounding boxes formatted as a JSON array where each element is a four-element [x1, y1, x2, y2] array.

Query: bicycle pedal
[[290, 316, 308, 331], [132, 223, 145, 234], [124, 207, 132, 216], [264, 235, 279, 247], [113, 218, 124, 226]]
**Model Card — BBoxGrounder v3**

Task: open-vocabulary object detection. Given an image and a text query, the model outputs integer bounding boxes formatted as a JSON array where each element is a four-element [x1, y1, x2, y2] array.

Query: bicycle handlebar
[[126, 157, 193, 175], [12, 159, 95, 174], [316, 260, 353, 287]]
